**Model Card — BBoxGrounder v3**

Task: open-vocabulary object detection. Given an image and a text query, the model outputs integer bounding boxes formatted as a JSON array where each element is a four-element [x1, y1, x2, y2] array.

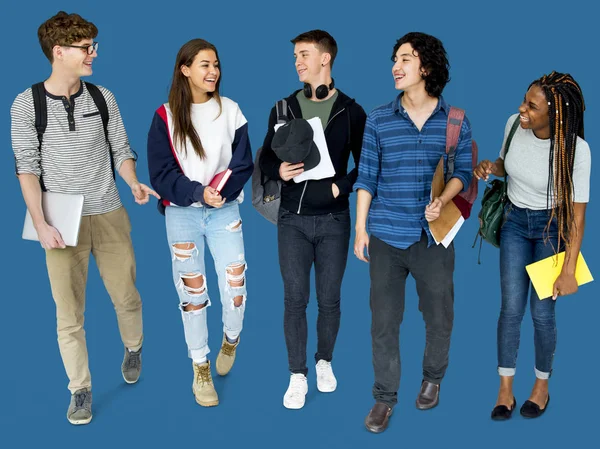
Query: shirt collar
[[45, 80, 84, 101], [393, 92, 449, 117]]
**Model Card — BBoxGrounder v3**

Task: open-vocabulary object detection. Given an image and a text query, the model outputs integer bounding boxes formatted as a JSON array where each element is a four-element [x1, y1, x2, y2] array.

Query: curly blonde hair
[[38, 11, 98, 62]]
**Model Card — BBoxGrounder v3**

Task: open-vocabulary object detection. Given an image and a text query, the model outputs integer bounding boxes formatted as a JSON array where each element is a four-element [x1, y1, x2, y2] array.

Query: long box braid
[[528, 71, 585, 252]]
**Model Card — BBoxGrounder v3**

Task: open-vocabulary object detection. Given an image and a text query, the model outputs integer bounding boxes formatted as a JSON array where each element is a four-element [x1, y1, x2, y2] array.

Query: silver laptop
[[22, 191, 85, 247]]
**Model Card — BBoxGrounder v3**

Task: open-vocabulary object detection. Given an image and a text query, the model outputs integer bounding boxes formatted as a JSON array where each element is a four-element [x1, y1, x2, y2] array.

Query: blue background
[[2, 0, 598, 447]]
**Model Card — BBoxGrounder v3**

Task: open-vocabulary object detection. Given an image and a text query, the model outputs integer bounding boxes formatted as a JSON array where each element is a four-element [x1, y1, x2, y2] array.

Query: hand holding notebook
[[428, 156, 464, 247], [209, 169, 232, 194], [526, 252, 593, 300]]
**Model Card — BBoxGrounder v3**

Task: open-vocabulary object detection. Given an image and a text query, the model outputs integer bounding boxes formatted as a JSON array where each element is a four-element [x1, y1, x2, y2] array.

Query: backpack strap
[[32, 82, 48, 146], [262, 99, 290, 186], [504, 117, 520, 159], [84, 82, 109, 143], [276, 99, 288, 124], [500, 117, 521, 189], [445, 106, 465, 183], [31, 82, 48, 191], [84, 82, 124, 178]]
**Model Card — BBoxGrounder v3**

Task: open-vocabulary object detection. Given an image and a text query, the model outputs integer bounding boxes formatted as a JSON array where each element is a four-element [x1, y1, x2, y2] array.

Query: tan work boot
[[192, 361, 219, 407], [215, 334, 240, 376]]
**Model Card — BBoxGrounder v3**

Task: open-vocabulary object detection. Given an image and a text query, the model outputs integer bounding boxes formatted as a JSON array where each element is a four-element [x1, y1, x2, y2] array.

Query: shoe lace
[[221, 341, 236, 357], [196, 364, 212, 385], [289, 375, 306, 396], [125, 350, 141, 370], [316, 361, 332, 376], [73, 391, 88, 409]]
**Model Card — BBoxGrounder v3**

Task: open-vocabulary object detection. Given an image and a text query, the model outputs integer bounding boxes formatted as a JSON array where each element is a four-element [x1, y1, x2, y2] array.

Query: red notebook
[[209, 169, 232, 194]]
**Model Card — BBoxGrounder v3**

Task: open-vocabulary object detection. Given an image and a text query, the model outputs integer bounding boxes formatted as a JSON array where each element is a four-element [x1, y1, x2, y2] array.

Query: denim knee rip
[[172, 242, 198, 263], [225, 261, 247, 311], [226, 219, 243, 233], [176, 272, 211, 317]]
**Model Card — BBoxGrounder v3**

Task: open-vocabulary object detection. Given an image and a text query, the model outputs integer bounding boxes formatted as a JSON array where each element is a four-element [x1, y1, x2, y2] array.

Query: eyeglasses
[[63, 42, 99, 55]]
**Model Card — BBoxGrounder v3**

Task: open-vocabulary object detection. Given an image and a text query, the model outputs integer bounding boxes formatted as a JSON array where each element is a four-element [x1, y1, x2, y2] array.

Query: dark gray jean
[[277, 207, 351, 376], [369, 232, 455, 408]]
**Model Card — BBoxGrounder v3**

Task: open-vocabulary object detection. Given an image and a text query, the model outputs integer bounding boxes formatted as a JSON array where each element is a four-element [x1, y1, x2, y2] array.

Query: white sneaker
[[316, 360, 337, 392], [283, 373, 308, 409]]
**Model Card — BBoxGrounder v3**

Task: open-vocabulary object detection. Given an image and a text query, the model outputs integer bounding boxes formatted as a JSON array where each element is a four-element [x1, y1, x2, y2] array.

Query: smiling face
[[293, 41, 328, 85], [519, 84, 551, 139], [181, 49, 220, 100], [392, 43, 426, 93], [55, 38, 97, 77]]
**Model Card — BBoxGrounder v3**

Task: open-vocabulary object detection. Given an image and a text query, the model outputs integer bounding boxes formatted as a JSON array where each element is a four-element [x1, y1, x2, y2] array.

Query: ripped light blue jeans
[[165, 202, 247, 361]]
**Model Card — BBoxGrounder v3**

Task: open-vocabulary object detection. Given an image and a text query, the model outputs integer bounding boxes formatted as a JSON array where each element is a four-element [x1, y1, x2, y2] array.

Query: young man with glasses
[[10, 11, 158, 425], [259, 30, 367, 409]]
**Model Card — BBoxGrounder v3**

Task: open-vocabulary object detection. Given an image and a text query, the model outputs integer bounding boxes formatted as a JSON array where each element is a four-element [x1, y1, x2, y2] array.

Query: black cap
[[272, 119, 321, 171]]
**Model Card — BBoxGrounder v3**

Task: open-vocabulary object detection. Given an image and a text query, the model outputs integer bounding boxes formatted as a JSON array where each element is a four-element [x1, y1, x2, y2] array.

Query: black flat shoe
[[520, 395, 550, 418], [491, 397, 517, 421]]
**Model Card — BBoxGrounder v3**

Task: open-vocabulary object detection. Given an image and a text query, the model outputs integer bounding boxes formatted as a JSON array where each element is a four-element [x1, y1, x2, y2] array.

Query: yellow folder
[[525, 252, 593, 300]]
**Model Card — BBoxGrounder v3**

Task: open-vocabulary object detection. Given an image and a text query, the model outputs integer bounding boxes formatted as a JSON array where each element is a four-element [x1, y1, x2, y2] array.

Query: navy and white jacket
[[147, 97, 253, 214]]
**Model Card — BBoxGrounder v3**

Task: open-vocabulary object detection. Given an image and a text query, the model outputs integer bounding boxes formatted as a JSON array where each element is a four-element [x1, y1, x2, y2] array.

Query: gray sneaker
[[67, 388, 92, 425], [122, 347, 142, 384]]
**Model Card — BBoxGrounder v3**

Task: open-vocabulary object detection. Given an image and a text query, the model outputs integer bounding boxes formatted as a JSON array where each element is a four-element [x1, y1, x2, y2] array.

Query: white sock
[[193, 356, 208, 365], [225, 334, 239, 344]]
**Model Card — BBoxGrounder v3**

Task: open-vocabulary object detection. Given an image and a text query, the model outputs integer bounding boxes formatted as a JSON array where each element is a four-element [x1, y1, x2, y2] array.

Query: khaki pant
[[46, 207, 143, 393]]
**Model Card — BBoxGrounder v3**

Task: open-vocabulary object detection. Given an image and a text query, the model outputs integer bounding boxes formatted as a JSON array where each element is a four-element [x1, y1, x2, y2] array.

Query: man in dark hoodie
[[259, 30, 366, 409]]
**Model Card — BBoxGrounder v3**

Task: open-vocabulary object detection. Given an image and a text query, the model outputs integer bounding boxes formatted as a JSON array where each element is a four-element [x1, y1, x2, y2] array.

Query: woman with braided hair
[[473, 71, 591, 420]]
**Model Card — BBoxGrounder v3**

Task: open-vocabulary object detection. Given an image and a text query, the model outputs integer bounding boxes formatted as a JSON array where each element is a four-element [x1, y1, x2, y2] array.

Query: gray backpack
[[251, 99, 289, 224]]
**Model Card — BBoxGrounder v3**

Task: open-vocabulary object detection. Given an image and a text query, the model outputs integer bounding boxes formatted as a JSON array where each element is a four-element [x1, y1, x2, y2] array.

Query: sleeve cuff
[[336, 178, 352, 196], [267, 161, 282, 181], [114, 155, 136, 172], [193, 185, 207, 205], [451, 174, 470, 193], [354, 181, 376, 197], [15, 169, 41, 178]]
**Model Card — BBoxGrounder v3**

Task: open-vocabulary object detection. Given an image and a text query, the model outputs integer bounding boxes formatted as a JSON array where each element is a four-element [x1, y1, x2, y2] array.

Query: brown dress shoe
[[365, 402, 393, 433], [416, 381, 440, 410]]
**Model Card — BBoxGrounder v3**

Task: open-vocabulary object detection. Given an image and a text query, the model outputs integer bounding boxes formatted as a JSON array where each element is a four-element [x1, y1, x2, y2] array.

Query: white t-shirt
[[499, 113, 591, 210]]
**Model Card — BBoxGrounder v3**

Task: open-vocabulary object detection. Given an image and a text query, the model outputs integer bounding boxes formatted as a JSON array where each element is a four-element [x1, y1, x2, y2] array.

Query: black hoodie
[[259, 89, 367, 215]]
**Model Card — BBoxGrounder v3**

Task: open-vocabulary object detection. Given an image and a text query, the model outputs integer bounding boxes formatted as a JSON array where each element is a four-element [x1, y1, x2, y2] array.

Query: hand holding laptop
[[35, 221, 66, 249], [22, 191, 84, 248]]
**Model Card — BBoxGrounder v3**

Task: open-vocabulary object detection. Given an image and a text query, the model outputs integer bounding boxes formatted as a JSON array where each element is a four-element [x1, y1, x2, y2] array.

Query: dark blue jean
[[277, 208, 351, 376], [369, 232, 455, 408], [498, 202, 560, 379]]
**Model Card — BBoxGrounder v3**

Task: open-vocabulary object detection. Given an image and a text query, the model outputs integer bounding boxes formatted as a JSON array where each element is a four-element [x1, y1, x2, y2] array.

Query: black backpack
[[31, 81, 112, 190], [251, 99, 289, 224]]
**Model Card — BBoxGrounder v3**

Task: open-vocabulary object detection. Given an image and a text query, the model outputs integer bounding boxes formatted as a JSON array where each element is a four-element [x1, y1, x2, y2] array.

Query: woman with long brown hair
[[474, 71, 590, 420], [147, 39, 253, 407]]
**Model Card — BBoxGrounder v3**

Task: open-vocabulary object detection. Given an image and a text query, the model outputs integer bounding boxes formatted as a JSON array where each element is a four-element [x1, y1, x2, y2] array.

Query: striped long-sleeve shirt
[[354, 94, 472, 250], [11, 82, 136, 216]]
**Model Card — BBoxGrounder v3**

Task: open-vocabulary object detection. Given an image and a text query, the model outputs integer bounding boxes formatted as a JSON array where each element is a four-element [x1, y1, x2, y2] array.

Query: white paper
[[432, 215, 465, 248], [274, 117, 336, 182]]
